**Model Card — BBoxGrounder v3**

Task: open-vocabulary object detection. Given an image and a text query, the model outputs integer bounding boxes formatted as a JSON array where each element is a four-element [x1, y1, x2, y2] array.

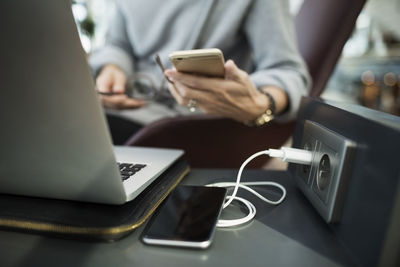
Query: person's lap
[[105, 99, 201, 145], [105, 112, 144, 145]]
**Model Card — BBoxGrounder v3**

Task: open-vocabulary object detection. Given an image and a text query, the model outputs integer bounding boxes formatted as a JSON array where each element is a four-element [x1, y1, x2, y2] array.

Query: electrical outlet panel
[[294, 120, 356, 223]]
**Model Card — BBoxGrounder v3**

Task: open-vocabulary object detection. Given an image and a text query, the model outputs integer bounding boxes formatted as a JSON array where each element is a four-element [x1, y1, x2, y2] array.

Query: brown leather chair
[[125, 0, 366, 168]]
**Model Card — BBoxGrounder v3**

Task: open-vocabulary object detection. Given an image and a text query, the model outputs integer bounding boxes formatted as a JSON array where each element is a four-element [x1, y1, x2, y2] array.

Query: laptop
[[0, 0, 184, 204]]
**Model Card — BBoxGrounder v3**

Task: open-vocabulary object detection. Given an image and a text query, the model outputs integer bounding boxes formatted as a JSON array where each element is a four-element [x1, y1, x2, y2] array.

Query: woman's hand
[[165, 60, 287, 123], [96, 64, 146, 110]]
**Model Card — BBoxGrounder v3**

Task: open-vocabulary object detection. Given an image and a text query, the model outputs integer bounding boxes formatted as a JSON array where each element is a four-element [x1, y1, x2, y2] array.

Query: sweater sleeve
[[244, 0, 311, 122], [88, 2, 134, 77]]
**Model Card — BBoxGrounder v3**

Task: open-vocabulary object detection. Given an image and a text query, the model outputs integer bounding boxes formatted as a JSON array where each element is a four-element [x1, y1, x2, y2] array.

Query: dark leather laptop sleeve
[[0, 159, 190, 242]]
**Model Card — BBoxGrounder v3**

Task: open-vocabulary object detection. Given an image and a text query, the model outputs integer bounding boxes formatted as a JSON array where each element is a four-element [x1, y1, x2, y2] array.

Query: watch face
[[248, 89, 276, 127], [255, 109, 274, 127]]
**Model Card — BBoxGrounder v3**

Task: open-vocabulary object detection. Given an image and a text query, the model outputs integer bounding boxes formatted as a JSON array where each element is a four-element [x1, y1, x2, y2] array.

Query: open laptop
[[0, 0, 184, 204]]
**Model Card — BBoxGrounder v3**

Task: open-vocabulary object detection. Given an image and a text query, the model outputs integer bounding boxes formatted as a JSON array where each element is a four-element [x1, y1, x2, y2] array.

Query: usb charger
[[207, 147, 313, 228]]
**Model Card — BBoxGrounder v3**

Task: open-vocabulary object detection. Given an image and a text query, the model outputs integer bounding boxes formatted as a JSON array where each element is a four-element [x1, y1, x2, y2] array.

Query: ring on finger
[[187, 99, 197, 112]]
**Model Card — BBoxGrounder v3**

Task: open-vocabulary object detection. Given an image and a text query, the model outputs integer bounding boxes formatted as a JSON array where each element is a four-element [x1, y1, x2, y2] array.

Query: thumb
[[224, 59, 244, 81], [112, 72, 127, 93]]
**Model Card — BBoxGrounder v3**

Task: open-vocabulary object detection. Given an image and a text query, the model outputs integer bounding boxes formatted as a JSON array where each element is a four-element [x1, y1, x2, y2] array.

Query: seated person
[[89, 0, 311, 144]]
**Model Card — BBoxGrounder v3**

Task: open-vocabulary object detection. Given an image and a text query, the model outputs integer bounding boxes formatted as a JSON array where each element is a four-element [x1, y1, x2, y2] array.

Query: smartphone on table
[[141, 185, 227, 249], [169, 48, 225, 77]]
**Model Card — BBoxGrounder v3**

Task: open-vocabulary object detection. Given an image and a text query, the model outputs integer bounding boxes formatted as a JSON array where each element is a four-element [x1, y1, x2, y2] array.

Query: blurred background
[[72, 0, 400, 117]]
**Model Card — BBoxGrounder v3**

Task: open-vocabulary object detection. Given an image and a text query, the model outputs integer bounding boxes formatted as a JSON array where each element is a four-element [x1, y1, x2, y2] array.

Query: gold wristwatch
[[253, 91, 276, 127]]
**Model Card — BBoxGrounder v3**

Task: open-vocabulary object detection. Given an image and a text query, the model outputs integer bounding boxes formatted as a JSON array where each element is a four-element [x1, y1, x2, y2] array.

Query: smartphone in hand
[[141, 185, 227, 249], [169, 48, 225, 77]]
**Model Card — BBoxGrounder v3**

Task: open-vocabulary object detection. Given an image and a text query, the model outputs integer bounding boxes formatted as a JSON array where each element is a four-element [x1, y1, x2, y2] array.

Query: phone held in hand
[[169, 48, 225, 77], [141, 185, 227, 249]]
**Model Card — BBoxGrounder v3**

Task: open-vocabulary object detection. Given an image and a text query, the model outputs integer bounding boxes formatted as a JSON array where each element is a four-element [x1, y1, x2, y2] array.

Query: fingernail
[[226, 59, 235, 66], [113, 86, 124, 92]]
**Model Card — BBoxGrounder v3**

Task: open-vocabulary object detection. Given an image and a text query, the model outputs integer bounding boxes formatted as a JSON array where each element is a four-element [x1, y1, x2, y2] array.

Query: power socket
[[295, 120, 356, 223]]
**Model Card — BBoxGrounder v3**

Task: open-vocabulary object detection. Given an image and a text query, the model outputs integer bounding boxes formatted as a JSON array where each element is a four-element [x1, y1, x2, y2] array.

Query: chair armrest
[[125, 115, 295, 168]]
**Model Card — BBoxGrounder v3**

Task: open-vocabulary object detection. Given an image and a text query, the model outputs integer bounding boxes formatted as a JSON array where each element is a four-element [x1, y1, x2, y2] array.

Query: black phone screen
[[141, 185, 227, 249]]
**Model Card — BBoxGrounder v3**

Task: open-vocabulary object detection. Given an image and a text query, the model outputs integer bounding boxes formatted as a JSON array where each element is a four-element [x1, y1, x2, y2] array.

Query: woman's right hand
[[96, 64, 146, 110]]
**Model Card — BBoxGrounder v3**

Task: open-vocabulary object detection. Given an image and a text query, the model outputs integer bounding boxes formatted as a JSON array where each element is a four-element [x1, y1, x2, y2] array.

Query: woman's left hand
[[164, 60, 270, 123]]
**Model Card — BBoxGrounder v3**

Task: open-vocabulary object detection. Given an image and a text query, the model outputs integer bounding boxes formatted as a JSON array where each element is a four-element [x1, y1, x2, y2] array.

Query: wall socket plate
[[294, 120, 356, 223]]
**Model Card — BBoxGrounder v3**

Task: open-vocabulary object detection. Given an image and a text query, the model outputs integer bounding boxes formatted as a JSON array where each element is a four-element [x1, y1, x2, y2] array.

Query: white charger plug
[[268, 147, 313, 165], [208, 147, 313, 228]]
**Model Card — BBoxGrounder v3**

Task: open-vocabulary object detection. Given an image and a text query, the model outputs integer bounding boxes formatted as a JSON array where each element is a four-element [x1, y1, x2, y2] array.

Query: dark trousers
[[105, 113, 143, 145]]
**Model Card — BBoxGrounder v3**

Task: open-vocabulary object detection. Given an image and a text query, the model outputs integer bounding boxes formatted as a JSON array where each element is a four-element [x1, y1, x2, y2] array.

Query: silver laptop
[[0, 0, 184, 204]]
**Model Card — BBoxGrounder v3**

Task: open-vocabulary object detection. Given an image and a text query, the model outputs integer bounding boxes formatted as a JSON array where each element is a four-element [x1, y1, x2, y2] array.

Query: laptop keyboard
[[118, 163, 147, 181]]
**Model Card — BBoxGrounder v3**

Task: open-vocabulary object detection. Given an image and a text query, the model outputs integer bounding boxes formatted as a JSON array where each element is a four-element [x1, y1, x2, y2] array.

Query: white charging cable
[[207, 147, 313, 228]]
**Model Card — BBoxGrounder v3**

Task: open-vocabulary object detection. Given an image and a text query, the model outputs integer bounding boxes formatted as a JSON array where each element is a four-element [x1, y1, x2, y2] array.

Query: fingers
[[96, 64, 140, 109], [96, 71, 113, 93], [164, 60, 247, 92], [164, 65, 239, 111], [165, 69, 220, 107], [224, 59, 248, 82], [100, 94, 146, 110], [111, 71, 127, 93], [165, 60, 265, 123], [167, 81, 202, 106], [167, 80, 218, 109], [167, 82, 184, 105], [96, 64, 127, 94], [165, 69, 232, 92]]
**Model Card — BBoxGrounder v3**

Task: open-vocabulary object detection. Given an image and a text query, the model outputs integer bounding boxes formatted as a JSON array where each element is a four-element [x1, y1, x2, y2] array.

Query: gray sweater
[[89, 0, 311, 122]]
